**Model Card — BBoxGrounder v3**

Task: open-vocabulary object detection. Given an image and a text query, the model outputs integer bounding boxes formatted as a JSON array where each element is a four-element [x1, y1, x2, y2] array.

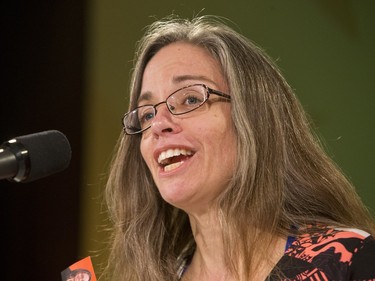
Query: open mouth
[[157, 148, 193, 172]]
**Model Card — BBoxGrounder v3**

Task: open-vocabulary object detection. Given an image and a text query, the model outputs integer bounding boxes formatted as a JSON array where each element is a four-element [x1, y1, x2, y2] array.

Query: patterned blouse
[[178, 226, 375, 280]]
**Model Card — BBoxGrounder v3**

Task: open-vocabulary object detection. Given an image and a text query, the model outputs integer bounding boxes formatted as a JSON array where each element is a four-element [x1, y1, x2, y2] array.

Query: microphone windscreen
[[15, 130, 72, 182]]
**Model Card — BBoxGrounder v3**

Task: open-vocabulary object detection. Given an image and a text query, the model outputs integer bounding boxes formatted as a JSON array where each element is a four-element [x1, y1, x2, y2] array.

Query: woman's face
[[139, 42, 236, 214]]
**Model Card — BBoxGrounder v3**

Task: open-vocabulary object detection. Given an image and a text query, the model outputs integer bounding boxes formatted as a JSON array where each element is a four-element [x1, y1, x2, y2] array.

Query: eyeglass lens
[[123, 84, 214, 134]]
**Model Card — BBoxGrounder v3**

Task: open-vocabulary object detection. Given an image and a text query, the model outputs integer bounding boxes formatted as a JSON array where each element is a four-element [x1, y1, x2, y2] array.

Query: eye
[[180, 91, 204, 107], [185, 94, 202, 105], [167, 86, 206, 113], [137, 106, 155, 125]]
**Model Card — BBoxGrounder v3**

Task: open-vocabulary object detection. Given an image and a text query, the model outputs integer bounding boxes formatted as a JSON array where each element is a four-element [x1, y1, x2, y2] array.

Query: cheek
[[200, 119, 235, 159], [140, 141, 152, 168], [208, 114, 233, 139], [198, 109, 231, 135]]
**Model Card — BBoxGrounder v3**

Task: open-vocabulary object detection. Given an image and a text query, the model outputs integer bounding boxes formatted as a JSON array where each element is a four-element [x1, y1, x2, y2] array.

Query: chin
[[159, 189, 192, 208]]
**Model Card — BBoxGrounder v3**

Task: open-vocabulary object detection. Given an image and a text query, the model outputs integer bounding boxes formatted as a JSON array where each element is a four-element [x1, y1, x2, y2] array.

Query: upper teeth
[[158, 148, 192, 164]]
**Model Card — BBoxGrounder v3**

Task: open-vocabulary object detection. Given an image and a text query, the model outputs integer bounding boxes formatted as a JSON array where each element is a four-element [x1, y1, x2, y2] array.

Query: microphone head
[[11, 130, 72, 182]]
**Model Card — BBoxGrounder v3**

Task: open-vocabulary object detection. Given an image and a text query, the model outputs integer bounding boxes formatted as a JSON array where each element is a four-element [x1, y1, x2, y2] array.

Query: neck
[[182, 208, 287, 281], [183, 209, 234, 281]]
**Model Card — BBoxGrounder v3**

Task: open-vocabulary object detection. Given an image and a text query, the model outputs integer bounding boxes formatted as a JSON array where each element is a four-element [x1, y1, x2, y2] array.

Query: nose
[[149, 103, 181, 135]]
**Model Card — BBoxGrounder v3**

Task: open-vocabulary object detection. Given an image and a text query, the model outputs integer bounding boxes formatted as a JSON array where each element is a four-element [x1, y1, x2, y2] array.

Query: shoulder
[[287, 226, 375, 261], [291, 226, 373, 250], [278, 226, 375, 280]]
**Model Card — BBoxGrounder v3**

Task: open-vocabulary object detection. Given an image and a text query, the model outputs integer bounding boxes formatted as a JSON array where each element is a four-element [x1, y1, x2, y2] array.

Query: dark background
[[1, 1, 85, 280]]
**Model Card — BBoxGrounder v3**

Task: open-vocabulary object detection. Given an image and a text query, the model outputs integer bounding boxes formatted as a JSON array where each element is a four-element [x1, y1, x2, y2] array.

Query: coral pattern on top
[[273, 226, 375, 281]]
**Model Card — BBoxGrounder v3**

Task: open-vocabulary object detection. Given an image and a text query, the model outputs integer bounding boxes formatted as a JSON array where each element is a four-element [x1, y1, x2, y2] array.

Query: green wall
[[81, 0, 375, 273]]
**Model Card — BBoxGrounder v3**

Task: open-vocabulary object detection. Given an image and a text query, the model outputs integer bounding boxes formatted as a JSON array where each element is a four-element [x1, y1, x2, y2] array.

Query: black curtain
[[1, 1, 85, 280]]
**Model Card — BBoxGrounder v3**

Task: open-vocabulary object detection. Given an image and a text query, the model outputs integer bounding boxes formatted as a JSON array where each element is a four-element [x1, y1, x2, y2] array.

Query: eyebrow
[[137, 91, 153, 104], [137, 75, 217, 104], [172, 74, 216, 85]]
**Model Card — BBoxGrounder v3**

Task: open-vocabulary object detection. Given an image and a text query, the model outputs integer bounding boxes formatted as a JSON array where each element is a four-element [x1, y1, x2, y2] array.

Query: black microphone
[[0, 130, 71, 183]]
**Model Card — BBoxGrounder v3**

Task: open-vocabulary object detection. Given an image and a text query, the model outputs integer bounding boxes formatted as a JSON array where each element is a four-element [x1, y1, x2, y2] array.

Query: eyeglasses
[[122, 83, 231, 135]]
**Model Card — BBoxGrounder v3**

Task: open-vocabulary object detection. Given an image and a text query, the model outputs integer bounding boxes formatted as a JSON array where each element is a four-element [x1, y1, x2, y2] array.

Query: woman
[[103, 15, 375, 280]]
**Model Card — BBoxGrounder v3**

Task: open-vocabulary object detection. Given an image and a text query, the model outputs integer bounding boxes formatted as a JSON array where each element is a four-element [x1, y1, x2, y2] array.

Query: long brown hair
[[103, 15, 375, 280]]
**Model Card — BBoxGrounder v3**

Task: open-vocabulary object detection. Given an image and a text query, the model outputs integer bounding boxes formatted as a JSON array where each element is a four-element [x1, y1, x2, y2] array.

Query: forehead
[[146, 42, 219, 71], [139, 42, 226, 100]]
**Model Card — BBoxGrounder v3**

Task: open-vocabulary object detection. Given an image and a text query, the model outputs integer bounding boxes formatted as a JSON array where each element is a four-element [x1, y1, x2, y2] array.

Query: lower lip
[[159, 155, 193, 175], [164, 161, 183, 172]]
